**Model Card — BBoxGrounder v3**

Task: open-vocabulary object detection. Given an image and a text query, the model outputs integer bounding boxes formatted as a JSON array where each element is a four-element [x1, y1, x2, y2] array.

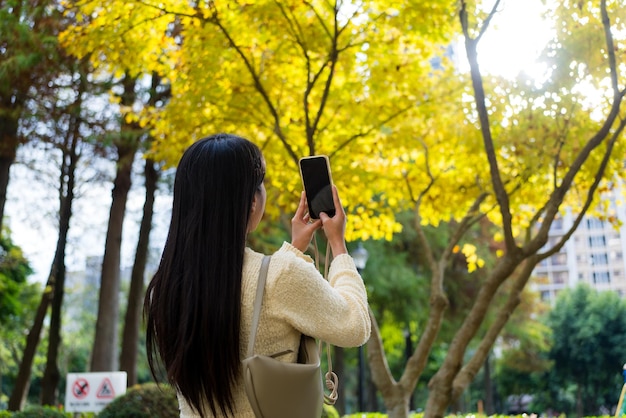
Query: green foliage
[[9, 406, 67, 417], [343, 413, 424, 418], [0, 233, 34, 323], [0, 406, 95, 417], [0, 231, 41, 406], [495, 280, 553, 401], [544, 284, 626, 415], [0, 0, 64, 147], [97, 383, 178, 418], [322, 403, 339, 417]]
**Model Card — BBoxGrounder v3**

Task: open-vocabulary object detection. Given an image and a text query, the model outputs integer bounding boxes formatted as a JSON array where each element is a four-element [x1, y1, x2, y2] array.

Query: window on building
[[549, 236, 562, 248], [553, 218, 563, 230], [578, 273, 585, 281], [588, 235, 607, 248], [553, 271, 568, 284], [552, 253, 568, 266], [591, 253, 609, 265], [586, 218, 604, 230], [592, 271, 611, 284]]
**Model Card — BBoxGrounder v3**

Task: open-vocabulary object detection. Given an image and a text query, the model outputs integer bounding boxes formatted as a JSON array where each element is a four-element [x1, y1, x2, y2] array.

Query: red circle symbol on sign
[[72, 378, 89, 399]]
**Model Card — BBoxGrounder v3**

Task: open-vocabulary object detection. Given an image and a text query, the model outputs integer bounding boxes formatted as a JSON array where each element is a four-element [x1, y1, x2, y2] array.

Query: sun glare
[[456, 0, 554, 81]]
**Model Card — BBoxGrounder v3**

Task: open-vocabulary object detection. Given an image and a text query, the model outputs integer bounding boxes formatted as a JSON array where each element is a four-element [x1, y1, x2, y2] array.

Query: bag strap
[[247, 255, 271, 357], [313, 235, 339, 406]]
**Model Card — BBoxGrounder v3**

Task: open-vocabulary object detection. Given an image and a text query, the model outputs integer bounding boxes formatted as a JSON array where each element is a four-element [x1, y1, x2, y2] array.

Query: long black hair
[[145, 133, 265, 416]]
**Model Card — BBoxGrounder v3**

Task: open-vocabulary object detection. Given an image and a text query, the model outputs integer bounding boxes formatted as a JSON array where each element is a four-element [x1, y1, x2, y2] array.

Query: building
[[533, 189, 626, 302]]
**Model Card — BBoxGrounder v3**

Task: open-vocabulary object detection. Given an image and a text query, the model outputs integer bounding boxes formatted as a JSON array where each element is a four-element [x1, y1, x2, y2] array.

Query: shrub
[[322, 404, 340, 417], [97, 383, 177, 418], [10, 406, 68, 417]]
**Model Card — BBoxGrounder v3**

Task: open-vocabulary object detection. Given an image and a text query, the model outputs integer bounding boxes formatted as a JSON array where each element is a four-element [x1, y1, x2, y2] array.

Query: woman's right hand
[[291, 192, 322, 252], [319, 186, 348, 257]]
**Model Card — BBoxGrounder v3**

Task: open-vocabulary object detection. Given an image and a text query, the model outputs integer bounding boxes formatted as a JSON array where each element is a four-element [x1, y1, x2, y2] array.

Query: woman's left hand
[[291, 192, 322, 252]]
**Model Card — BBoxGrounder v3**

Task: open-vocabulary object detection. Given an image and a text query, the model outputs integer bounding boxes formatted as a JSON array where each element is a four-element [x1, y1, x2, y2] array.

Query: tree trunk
[[404, 329, 414, 412], [91, 75, 139, 372], [0, 155, 14, 236], [386, 396, 411, 418], [367, 310, 411, 418], [424, 256, 526, 418], [90, 143, 136, 371], [40, 100, 81, 405], [39, 243, 67, 406], [367, 374, 379, 412], [120, 158, 157, 385], [8, 286, 53, 410], [0, 96, 21, 236], [483, 352, 494, 415], [576, 383, 583, 418]]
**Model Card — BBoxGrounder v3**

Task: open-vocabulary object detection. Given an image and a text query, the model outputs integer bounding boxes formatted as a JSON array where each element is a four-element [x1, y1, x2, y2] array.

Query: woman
[[144, 133, 370, 417]]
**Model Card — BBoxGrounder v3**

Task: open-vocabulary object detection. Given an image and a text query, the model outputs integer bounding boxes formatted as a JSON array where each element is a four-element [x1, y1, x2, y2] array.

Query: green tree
[[493, 282, 552, 413], [0, 232, 33, 324], [39, 61, 95, 405], [547, 284, 626, 416], [8, 46, 114, 412], [0, 231, 39, 406], [0, 0, 61, 236]]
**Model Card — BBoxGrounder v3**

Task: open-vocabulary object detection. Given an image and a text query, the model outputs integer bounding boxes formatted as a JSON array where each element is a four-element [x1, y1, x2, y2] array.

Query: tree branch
[[452, 254, 539, 400], [535, 116, 626, 259], [207, 8, 299, 163], [460, 0, 516, 253], [366, 308, 397, 396]]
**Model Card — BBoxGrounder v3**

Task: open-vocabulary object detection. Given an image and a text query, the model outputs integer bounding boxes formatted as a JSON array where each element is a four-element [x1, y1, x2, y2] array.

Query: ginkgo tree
[[60, 0, 458, 240], [391, 1, 626, 417], [58, 0, 626, 417]]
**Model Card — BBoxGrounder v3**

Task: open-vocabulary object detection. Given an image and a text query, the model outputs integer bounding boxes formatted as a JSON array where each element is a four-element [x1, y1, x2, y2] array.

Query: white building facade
[[533, 190, 626, 302]]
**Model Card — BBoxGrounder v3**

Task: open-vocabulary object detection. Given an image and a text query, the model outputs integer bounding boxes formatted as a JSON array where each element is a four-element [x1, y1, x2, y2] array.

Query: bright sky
[[458, 0, 553, 80], [7, 0, 555, 284]]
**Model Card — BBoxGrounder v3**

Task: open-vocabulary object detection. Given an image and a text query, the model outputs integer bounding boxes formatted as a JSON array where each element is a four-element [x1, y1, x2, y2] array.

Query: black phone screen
[[299, 156, 335, 219]]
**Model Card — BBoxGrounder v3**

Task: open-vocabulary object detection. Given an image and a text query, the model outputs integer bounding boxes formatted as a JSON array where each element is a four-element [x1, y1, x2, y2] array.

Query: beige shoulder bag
[[242, 254, 338, 418]]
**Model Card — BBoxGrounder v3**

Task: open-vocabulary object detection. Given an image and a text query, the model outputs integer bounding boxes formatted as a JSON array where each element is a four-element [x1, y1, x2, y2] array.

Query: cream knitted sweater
[[178, 242, 371, 417]]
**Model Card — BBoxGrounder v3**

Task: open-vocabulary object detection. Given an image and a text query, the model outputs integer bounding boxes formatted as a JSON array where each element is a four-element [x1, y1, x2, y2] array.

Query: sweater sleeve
[[267, 242, 371, 347]]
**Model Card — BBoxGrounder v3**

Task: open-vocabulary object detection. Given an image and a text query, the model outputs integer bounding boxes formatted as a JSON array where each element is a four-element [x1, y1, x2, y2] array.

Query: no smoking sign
[[72, 378, 89, 399]]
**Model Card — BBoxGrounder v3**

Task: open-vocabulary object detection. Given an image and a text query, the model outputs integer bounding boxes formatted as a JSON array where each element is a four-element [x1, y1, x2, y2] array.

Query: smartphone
[[298, 155, 336, 219]]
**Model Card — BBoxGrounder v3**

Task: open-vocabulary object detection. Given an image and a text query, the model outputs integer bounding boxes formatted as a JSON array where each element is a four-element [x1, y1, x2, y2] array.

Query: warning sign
[[65, 372, 127, 413], [96, 377, 115, 399]]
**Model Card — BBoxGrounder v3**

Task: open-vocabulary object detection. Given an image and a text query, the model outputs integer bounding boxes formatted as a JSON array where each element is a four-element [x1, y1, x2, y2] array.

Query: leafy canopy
[[60, 0, 459, 241], [59, 0, 626, 248]]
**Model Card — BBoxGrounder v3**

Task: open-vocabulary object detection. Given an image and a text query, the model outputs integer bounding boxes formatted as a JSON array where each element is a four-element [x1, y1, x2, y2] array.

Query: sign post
[[65, 372, 127, 413]]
